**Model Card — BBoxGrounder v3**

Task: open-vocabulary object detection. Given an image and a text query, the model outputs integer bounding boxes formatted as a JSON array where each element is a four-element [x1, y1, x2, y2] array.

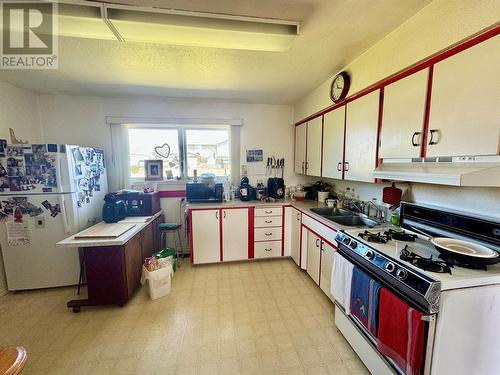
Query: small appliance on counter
[[239, 176, 255, 201], [304, 180, 332, 200], [267, 177, 285, 199], [102, 193, 127, 223], [118, 190, 161, 216], [186, 181, 223, 203]]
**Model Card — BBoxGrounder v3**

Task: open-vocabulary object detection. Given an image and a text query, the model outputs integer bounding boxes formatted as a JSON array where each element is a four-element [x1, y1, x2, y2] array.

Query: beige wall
[[296, 0, 500, 219], [37, 95, 301, 191], [0, 81, 42, 143], [294, 0, 499, 122]]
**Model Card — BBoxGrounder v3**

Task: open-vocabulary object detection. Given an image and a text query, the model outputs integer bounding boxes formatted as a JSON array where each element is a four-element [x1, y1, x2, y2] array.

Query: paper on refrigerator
[[6, 220, 31, 246]]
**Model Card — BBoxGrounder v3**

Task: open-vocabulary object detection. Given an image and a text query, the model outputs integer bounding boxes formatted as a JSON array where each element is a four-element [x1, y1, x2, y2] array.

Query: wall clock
[[330, 71, 350, 103]]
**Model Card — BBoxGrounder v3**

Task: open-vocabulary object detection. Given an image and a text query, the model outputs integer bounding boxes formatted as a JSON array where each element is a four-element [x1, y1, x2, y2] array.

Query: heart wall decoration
[[154, 143, 171, 159]]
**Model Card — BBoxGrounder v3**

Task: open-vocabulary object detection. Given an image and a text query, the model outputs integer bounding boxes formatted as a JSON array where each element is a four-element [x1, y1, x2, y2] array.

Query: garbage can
[[141, 263, 173, 300]]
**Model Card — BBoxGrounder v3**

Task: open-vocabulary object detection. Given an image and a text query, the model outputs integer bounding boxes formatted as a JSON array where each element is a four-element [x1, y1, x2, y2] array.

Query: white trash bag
[[141, 263, 173, 300]]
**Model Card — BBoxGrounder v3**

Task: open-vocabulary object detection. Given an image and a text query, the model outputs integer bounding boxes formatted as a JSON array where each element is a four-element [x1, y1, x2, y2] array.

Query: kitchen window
[[126, 125, 231, 181]]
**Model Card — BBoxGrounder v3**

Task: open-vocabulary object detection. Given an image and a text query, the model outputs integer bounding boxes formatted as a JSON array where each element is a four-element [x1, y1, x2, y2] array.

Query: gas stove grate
[[400, 245, 452, 274], [358, 230, 391, 244]]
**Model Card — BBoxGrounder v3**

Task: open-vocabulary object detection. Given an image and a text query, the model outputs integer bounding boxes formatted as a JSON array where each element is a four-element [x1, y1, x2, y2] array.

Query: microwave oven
[[186, 182, 223, 203]]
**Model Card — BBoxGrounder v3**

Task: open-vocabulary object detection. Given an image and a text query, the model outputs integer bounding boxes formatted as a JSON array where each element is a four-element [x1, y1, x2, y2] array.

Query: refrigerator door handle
[[56, 151, 64, 192], [59, 195, 71, 233]]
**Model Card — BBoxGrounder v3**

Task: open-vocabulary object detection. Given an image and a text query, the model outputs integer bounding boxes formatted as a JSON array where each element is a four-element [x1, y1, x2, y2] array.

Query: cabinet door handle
[[344, 162, 349, 171], [429, 129, 439, 145], [316, 238, 320, 247], [215, 211, 219, 219], [337, 162, 342, 171], [296, 213, 300, 221], [411, 131, 421, 146], [320, 241, 325, 252], [265, 232, 272, 236], [265, 248, 272, 252], [302, 161, 305, 173], [265, 220, 273, 223], [223, 210, 226, 218], [305, 161, 309, 172]]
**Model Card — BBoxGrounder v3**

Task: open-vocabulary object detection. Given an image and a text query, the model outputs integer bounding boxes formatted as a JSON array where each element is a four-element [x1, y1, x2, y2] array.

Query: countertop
[[56, 211, 163, 248], [186, 199, 372, 232]]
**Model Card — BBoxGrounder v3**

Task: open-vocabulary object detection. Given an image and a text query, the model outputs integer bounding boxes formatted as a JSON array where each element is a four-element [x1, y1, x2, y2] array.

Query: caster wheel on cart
[[72, 307, 81, 313]]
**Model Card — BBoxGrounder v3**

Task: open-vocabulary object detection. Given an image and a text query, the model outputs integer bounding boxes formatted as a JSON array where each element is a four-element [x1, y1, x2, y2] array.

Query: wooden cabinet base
[[67, 218, 163, 312]]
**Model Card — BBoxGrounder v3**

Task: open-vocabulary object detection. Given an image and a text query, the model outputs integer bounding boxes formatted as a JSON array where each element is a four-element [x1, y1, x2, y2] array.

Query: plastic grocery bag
[[141, 263, 173, 300]]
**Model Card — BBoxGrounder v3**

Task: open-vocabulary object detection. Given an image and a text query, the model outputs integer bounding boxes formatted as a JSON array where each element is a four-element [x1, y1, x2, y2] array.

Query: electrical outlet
[[35, 217, 45, 228]]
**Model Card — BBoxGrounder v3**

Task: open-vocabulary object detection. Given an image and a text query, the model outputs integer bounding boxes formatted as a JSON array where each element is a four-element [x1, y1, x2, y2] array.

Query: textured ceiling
[[0, 0, 431, 104]]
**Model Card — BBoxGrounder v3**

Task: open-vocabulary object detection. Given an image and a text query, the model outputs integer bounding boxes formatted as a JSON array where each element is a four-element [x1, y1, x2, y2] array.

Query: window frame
[[126, 124, 231, 183]]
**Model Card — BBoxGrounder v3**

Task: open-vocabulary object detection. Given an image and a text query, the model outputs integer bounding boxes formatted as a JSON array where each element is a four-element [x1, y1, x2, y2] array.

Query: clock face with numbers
[[330, 71, 350, 103]]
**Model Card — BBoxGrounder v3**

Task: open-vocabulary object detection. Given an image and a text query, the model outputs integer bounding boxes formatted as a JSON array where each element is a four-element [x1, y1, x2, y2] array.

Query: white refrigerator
[[0, 143, 108, 291]]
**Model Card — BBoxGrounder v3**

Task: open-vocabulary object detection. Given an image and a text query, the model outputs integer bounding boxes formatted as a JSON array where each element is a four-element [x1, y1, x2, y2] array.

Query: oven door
[[333, 250, 436, 375]]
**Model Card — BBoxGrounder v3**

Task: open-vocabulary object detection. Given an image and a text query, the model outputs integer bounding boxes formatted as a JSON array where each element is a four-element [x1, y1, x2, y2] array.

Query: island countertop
[[56, 211, 163, 248]]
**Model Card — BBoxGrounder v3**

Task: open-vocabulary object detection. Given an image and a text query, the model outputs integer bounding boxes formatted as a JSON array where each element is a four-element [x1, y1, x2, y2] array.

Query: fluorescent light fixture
[[55, 1, 300, 52], [57, 2, 116, 40]]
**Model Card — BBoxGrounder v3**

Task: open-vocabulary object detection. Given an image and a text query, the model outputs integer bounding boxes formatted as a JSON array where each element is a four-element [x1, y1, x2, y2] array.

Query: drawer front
[[254, 241, 282, 258], [254, 216, 282, 228], [255, 207, 283, 217], [255, 227, 282, 241]]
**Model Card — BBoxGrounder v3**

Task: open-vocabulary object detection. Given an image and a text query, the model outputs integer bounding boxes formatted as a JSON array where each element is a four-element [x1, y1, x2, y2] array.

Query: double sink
[[310, 207, 379, 227]]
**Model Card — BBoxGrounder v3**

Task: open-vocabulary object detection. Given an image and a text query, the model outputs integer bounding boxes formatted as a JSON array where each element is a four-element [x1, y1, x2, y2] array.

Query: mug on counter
[[317, 191, 330, 203], [325, 199, 336, 208]]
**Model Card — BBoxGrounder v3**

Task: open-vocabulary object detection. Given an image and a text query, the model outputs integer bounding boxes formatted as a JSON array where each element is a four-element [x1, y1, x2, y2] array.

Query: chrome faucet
[[363, 200, 381, 219]]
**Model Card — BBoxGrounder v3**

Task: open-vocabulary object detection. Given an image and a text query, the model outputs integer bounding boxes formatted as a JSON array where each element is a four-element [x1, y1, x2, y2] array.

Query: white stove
[[333, 202, 500, 375], [344, 226, 500, 291]]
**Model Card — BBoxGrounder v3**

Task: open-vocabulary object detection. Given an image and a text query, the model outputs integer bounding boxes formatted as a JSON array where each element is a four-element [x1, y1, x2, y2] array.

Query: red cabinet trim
[[421, 65, 434, 158], [248, 207, 255, 259], [219, 209, 223, 262], [281, 206, 285, 256], [188, 209, 193, 264]]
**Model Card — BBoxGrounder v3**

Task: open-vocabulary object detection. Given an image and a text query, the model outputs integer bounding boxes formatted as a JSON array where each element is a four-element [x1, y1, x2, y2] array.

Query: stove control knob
[[350, 241, 358, 249], [343, 237, 351, 246], [365, 250, 374, 260], [385, 263, 395, 273], [396, 269, 408, 280]]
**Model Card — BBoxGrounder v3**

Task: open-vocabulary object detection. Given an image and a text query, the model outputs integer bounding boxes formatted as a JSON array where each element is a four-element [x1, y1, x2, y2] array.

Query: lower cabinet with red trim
[[300, 213, 338, 302], [190, 207, 250, 264], [284, 206, 301, 266]]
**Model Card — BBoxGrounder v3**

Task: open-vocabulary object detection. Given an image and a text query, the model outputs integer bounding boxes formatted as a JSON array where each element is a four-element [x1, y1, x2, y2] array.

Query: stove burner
[[384, 229, 417, 242], [358, 230, 390, 244], [400, 246, 452, 274], [438, 255, 488, 271]]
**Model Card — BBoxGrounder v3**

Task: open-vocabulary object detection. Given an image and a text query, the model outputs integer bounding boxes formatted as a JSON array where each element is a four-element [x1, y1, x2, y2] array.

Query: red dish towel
[[376, 288, 426, 375]]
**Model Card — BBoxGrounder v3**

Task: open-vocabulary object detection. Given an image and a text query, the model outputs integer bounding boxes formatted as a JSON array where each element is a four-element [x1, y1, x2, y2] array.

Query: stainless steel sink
[[310, 207, 379, 227], [327, 215, 379, 228], [310, 207, 353, 216]]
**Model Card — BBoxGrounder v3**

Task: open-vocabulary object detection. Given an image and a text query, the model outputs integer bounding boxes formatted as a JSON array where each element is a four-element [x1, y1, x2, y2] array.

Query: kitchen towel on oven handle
[[350, 267, 382, 337], [331, 252, 354, 315], [377, 287, 426, 375]]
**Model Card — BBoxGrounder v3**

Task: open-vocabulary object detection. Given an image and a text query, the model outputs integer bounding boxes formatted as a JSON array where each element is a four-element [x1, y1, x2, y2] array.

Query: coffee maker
[[267, 178, 285, 199], [239, 177, 255, 201]]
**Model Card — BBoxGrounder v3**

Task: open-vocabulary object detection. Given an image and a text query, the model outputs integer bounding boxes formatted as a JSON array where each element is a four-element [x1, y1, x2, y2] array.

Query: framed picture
[[145, 160, 163, 181]]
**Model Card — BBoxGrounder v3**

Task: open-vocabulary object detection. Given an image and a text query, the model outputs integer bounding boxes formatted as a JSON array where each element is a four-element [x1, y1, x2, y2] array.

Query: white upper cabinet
[[344, 90, 380, 182], [294, 123, 307, 174], [427, 36, 500, 157], [306, 116, 323, 176], [322, 107, 345, 179], [380, 69, 429, 159]]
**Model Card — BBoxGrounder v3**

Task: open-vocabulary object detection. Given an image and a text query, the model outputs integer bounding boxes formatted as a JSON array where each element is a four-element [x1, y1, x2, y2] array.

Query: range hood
[[373, 156, 500, 187]]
